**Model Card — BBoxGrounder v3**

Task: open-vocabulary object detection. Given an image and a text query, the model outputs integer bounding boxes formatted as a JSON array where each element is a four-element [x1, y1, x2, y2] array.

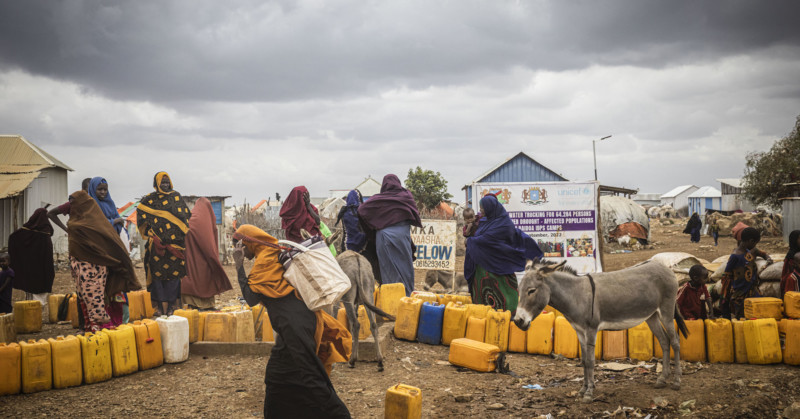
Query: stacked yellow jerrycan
[[680, 319, 707, 362], [78, 332, 112, 384], [127, 290, 145, 321], [743, 318, 782, 364], [602, 330, 628, 360], [554, 316, 579, 359], [68, 295, 79, 328], [744, 297, 784, 320], [394, 297, 423, 341], [198, 312, 208, 341], [731, 319, 748, 364], [409, 291, 438, 304], [130, 319, 164, 370], [0, 342, 21, 395], [441, 302, 468, 345], [20, 339, 52, 393], [704, 318, 734, 363], [508, 322, 527, 353], [0, 313, 15, 344], [783, 319, 800, 365], [484, 309, 511, 352], [627, 323, 654, 361], [173, 309, 200, 343], [784, 292, 800, 318], [465, 316, 486, 342], [465, 304, 490, 321], [384, 384, 422, 419], [102, 326, 139, 377], [526, 311, 555, 355], [47, 294, 65, 324], [14, 300, 43, 334], [48, 335, 82, 389], [204, 312, 236, 342], [231, 310, 256, 342], [376, 283, 406, 322], [449, 338, 501, 372]]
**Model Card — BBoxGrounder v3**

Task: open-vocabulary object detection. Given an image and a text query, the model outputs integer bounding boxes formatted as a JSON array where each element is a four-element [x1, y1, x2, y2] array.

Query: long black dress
[[237, 266, 351, 418]]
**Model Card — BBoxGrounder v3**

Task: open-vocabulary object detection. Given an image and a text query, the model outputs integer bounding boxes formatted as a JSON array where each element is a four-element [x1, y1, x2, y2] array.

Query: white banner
[[472, 181, 601, 273], [411, 219, 457, 271]]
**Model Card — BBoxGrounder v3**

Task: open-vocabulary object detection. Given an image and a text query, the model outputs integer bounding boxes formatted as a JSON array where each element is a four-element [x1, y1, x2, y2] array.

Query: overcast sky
[[1, 1, 799, 207]]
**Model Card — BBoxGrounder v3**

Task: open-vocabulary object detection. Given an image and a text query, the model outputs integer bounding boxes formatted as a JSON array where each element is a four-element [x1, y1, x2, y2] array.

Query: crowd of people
[[2, 169, 799, 416]]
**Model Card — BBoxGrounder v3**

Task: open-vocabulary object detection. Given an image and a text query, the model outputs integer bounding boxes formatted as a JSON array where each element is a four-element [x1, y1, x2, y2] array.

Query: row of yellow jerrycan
[[170, 305, 271, 343], [393, 295, 800, 368], [0, 319, 166, 396]]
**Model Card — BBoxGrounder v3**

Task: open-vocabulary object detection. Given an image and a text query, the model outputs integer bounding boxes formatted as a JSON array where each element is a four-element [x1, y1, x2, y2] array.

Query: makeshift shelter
[[0, 135, 73, 252], [599, 195, 650, 244]]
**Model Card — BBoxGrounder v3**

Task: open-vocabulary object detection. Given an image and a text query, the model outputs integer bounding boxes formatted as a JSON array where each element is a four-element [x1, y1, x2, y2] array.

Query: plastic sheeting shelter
[[600, 195, 650, 243]]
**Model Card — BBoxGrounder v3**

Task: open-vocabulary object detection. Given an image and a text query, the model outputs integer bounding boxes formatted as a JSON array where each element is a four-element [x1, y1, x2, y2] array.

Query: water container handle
[[277, 240, 310, 253]]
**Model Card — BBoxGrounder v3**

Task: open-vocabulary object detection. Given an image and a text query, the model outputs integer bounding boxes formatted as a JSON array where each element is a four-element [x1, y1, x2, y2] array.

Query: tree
[[742, 115, 800, 209], [404, 166, 453, 210]]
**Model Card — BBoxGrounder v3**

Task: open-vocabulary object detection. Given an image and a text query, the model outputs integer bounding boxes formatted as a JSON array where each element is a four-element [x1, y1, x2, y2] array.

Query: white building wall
[[23, 168, 70, 254]]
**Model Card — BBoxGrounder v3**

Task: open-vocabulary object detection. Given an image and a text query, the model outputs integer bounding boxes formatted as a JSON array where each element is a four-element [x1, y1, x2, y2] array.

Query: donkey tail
[[354, 255, 396, 321], [674, 304, 689, 339]]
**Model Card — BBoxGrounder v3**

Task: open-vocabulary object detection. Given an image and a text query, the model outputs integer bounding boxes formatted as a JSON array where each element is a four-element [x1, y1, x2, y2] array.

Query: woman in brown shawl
[[67, 190, 139, 332], [8, 208, 55, 302], [137, 171, 191, 316], [232, 224, 351, 418], [182, 197, 231, 309]]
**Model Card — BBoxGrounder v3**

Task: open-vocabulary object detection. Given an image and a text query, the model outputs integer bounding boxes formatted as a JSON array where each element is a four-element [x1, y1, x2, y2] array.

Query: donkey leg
[[364, 308, 384, 371], [668, 321, 682, 391], [646, 315, 671, 388], [577, 327, 598, 403], [343, 301, 359, 368]]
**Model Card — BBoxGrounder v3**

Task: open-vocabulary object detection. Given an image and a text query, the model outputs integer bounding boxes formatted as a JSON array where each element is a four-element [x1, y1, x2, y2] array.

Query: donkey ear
[[539, 259, 567, 274], [553, 260, 568, 272], [525, 259, 535, 270]]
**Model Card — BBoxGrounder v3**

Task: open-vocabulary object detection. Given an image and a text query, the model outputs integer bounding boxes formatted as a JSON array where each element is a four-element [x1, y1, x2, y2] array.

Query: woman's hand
[[233, 242, 244, 268], [113, 218, 125, 226]]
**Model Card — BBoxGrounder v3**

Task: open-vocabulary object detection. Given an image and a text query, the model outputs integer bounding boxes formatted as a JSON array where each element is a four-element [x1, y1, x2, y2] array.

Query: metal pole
[[593, 140, 598, 181]]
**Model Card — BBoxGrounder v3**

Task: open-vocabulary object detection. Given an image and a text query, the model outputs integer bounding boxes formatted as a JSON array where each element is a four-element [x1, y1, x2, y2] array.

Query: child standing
[[709, 219, 720, 246], [0, 252, 14, 314], [676, 264, 713, 320], [720, 227, 773, 319]]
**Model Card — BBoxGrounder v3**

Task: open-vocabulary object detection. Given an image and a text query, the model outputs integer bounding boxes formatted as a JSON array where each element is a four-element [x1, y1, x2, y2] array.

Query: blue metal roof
[[462, 152, 567, 207]]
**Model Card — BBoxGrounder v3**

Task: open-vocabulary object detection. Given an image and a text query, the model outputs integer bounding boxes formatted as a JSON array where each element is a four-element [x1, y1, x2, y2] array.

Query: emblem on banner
[[480, 188, 511, 204], [521, 187, 548, 205]]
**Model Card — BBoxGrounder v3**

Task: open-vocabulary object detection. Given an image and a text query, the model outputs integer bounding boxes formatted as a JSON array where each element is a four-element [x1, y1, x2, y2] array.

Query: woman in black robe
[[9, 208, 55, 298]]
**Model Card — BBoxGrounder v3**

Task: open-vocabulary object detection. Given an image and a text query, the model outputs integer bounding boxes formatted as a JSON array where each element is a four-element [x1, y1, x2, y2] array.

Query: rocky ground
[[2, 219, 796, 418]]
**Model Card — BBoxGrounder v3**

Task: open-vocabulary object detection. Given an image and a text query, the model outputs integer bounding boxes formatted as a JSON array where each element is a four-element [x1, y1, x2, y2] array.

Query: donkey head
[[299, 228, 343, 247], [513, 258, 567, 331]]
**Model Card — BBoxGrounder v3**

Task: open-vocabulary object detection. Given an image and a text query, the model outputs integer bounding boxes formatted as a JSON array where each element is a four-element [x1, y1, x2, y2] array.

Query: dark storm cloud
[[0, 0, 798, 104]]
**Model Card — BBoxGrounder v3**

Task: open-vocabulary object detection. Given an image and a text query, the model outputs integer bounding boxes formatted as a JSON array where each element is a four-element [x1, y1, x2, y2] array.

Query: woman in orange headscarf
[[232, 224, 351, 418]]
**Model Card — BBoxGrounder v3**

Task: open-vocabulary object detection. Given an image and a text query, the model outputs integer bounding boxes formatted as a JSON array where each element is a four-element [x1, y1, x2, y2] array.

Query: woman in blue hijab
[[464, 194, 543, 313], [87, 177, 125, 234], [336, 189, 367, 253]]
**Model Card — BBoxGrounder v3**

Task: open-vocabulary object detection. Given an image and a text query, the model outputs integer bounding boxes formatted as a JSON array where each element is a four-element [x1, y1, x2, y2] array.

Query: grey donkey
[[513, 259, 689, 403], [299, 229, 395, 371]]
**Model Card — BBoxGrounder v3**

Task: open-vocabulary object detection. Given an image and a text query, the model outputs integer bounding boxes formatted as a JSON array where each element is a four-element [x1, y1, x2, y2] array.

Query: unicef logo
[[583, 187, 591, 195]]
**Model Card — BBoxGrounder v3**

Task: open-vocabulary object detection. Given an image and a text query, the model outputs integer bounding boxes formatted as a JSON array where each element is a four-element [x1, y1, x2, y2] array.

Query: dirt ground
[[2, 219, 796, 418]]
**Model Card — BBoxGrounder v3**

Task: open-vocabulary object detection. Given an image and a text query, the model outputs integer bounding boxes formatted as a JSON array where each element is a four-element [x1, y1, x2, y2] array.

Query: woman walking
[[684, 213, 702, 243], [464, 194, 543, 313], [182, 197, 231, 310], [233, 224, 351, 418], [137, 172, 191, 316], [66, 191, 138, 331], [357, 174, 422, 296]]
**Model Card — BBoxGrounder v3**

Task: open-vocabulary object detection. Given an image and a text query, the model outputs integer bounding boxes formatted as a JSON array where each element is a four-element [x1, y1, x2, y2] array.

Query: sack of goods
[[278, 239, 351, 311]]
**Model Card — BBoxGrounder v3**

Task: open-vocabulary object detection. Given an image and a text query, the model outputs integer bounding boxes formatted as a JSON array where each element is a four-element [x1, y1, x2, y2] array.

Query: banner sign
[[411, 219, 457, 271], [471, 181, 601, 273]]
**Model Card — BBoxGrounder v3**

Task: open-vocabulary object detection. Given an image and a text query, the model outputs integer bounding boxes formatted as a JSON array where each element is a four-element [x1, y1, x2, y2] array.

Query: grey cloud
[[1, 1, 798, 104]]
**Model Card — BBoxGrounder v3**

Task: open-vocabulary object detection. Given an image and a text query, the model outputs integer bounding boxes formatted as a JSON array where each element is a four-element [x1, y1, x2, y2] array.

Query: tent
[[599, 195, 650, 243]]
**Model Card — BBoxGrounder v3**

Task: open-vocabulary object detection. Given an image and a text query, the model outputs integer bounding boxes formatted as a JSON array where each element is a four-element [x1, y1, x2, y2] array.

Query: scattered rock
[[454, 395, 472, 403], [651, 396, 669, 408], [486, 403, 505, 410], [735, 379, 746, 388], [783, 402, 800, 419]]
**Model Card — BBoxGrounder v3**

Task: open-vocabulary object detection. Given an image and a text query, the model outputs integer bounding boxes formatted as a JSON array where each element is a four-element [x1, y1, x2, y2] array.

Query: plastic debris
[[522, 384, 544, 390]]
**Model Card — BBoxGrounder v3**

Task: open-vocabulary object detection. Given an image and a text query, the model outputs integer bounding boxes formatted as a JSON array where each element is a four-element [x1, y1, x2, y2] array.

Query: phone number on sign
[[414, 260, 452, 269]]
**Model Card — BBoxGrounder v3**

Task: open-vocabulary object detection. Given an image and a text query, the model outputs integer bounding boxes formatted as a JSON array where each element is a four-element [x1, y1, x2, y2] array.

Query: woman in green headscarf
[[137, 171, 191, 316]]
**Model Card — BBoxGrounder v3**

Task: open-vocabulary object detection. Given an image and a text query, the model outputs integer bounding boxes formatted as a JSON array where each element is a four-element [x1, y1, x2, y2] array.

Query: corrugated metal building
[[660, 185, 698, 214], [782, 183, 800, 245], [631, 193, 662, 207], [716, 178, 756, 212], [462, 151, 567, 207], [0, 135, 73, 252], [688, 186, 722, 216]]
